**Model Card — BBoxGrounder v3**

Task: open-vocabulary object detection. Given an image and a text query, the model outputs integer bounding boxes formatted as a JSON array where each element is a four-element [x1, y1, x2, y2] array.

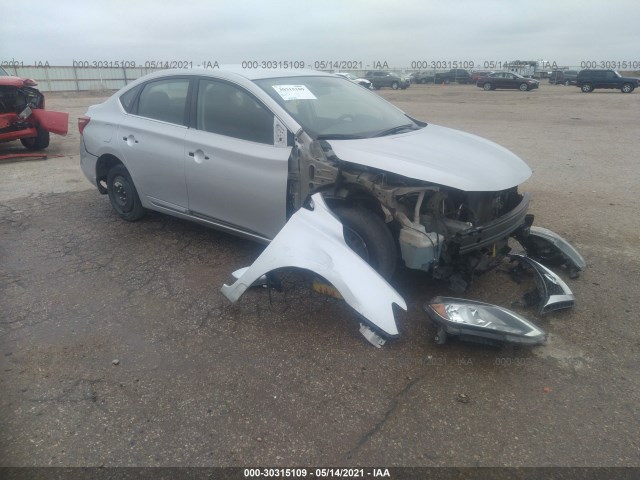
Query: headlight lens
[[424, 297, 546, 345]]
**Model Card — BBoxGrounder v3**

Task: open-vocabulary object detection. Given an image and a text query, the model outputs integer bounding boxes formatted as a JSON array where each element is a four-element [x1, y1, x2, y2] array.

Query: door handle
[[188, 150, 210, 161]]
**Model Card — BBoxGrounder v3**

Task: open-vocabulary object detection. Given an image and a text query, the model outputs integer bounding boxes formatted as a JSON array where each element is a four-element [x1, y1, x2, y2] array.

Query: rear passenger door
[[117, 77, 191, 212], [603, 70, 618, 89], [184, 78, 291, 239]]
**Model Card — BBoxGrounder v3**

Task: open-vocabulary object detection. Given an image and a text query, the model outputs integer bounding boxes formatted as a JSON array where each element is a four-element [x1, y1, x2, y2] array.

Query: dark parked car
[[470, 70, 494, 82], [364, 71, 410, 90], [548, 70, 578, 86], [575, 69, 639, 93], [434, 69, 471, 84], [476, 72, 539, 91], [414, 71, 435, 84]]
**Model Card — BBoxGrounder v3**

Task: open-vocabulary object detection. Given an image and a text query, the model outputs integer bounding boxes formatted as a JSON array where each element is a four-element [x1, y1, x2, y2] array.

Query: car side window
[[119, 85, 142, 113], [137, 79, 190, 125], [197, 79, 274, 145]]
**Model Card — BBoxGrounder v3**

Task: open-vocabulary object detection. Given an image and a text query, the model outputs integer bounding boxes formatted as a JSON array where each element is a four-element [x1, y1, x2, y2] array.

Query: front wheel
[[107, 164, 145, 221], [519, 83, 529, 91], [621, 83, 634, 93], [20, 127, 50, 150], [333, 206, 397, 280], [483, 82, 492, 91], [391, 81, 399, 90], [581, 83, 593, 93]]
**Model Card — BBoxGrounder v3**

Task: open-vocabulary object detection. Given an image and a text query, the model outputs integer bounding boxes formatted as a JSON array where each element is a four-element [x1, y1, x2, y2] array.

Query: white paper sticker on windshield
[[272, 85, 317, 101]]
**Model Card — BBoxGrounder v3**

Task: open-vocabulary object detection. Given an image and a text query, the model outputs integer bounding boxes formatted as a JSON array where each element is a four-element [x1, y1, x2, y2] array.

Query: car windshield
[[255, 76, 421, 139]]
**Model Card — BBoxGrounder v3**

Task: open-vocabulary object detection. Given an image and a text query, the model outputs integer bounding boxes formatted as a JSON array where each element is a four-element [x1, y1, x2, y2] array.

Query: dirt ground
[[1, 83, 639, 468]]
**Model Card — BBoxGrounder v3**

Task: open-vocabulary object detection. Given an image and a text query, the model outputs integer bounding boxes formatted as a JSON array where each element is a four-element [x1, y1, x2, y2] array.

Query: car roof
[[139, 67, 335, 82]]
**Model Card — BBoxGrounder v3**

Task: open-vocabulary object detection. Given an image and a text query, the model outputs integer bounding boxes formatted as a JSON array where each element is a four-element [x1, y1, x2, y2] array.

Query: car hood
[[327, 124, 532, 191]]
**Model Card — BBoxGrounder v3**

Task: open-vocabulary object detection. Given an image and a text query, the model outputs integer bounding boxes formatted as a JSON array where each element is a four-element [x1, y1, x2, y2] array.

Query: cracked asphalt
[[1, 85, 639, 467]]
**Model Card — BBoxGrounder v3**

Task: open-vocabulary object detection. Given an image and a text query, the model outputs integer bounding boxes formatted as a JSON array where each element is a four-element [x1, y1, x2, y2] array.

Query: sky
[[1, 0, 639, 69]]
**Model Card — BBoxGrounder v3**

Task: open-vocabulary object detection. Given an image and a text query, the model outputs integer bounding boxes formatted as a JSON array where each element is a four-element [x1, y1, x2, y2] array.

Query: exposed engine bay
[[0, 85, 45, 134], [288, 136, 533, 291], [0, 79, 68, 150]]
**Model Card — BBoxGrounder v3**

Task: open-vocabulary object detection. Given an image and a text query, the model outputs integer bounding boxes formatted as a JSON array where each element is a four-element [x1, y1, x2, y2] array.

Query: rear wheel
[[333, 206, 397, 280], [20, 127, 50, 150], [581, 83, 593, 93], [107, 164, 145, 221]]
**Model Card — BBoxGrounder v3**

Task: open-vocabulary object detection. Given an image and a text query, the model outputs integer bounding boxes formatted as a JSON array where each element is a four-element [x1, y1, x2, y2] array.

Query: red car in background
[[0, 66, 68, 150]]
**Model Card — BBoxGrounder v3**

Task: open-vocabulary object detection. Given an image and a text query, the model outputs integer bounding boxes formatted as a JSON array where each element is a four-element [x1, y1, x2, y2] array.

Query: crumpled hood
[[328, 124, 532, 191]]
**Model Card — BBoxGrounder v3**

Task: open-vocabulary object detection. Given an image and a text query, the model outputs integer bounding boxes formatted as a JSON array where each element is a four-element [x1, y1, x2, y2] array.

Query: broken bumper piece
[[510, 253, 575, 314], [221, 193, 407, 339], [424, 297, 547, 346], [517, 226, 586, 278]]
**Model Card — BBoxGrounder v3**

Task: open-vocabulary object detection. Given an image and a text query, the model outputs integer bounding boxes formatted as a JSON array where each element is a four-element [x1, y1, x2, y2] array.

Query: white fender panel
[[221, 194, 407, 337]]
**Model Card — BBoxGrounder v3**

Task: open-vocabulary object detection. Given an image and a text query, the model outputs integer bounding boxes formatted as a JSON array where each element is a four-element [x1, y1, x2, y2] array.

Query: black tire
[[333, 206, 397, 279], [581, 83, 593, 93], [391, 81, 399, 90], [621, 83, 634, 93], [20, 127, 50, 150], [519, 83, 529, 92], [483, 82, 492, 91], [107, 164, 145, 221]]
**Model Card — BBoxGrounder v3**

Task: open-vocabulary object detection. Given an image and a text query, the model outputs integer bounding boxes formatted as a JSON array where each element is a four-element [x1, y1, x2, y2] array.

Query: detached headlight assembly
[[424, 297, 547, 346]]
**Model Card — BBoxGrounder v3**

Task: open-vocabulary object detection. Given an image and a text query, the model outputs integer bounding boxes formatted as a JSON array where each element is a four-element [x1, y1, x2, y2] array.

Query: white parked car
[[334, 72, 373, 89]]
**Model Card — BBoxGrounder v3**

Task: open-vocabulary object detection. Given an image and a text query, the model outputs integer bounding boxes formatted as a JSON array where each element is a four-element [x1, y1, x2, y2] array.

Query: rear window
[[119, 85, 141, 113], [136, 79, 190, 125]]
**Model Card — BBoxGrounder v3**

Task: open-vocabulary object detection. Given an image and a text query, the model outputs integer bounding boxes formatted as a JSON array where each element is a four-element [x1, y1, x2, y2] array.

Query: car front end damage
[[287, 126, 535, 291], [225, 123, 584, 347], [0, 77, 68, 150]]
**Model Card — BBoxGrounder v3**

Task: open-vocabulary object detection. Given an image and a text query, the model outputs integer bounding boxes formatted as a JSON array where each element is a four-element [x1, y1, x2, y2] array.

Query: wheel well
[[317, 184, 387, 222], [96, 154, 124, 194]]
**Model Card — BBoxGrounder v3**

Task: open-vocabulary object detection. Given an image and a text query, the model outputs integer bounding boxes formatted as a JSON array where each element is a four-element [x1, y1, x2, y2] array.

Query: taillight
[[78, 116, 91, 135]]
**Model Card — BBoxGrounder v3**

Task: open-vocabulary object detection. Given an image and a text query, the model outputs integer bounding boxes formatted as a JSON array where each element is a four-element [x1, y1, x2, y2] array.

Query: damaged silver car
[[80, 68, 585, 344], [80, 68, 539, 287]]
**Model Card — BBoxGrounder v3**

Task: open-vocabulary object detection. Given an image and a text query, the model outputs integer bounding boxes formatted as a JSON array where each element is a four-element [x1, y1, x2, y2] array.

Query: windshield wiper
[[373, 124, 419, 137], [316, 133, 367, 140]]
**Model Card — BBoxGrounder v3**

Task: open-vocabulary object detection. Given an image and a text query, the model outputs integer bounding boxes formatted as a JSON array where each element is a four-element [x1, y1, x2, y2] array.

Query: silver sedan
[[80, 68, 533, 286]]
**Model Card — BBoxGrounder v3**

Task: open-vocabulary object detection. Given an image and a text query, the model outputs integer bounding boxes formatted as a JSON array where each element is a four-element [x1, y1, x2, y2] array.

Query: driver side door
[[184, 78, 291, 240]]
